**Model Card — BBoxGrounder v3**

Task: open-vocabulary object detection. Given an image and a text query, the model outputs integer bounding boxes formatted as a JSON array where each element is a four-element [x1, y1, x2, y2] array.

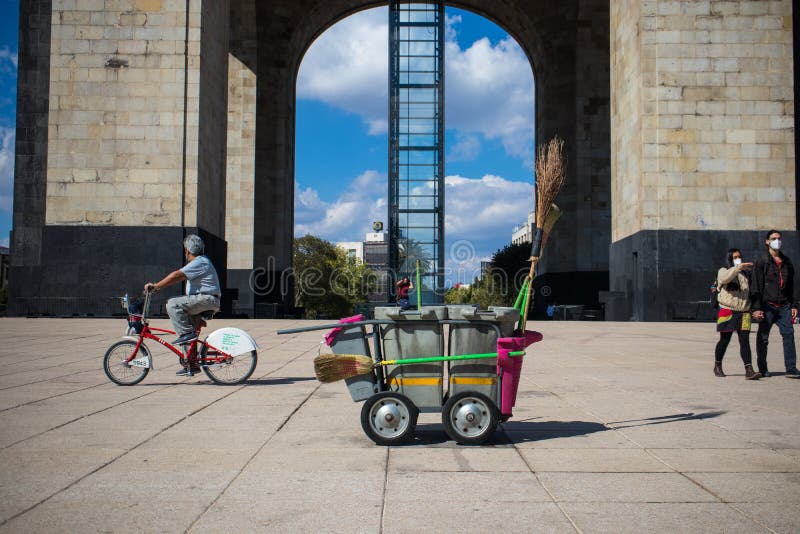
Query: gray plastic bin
[[447, 306, 520, 399], [329, 323, 377, 402], [374, 306, 448, 409]]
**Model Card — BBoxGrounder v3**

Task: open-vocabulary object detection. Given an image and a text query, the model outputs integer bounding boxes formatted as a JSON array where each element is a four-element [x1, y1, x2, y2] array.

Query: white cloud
[[297, 8, 534, 163], [445, 36, 535, 165], [296, 9, 388, 133], [295, 170, 533, 282], [0, 47, 17, 71], [295, 170, 388, 242], [0, 127, 14, 214], [448, 133, 481, 162]]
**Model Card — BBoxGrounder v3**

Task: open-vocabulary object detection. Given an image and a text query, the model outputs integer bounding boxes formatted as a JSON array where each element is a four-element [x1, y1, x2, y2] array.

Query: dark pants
[[715, 330, 752, 367], [756, 303, 797, 373]]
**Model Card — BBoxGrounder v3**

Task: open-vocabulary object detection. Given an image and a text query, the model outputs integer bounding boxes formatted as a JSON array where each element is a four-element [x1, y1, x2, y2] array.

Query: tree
[[444, 242, 530, 308], [398, 237, 433, 276], [293, 235, 375, 319], [489, 242, 531, 302]]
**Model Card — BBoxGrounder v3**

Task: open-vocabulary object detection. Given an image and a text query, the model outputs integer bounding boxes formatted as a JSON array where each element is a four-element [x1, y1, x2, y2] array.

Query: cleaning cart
[[276, 293, 542, 445]]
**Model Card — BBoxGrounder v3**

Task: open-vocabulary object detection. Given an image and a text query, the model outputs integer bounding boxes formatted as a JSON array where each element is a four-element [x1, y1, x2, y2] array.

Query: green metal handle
[[381, 350, 525, 366], [415, 259, 422, 309]]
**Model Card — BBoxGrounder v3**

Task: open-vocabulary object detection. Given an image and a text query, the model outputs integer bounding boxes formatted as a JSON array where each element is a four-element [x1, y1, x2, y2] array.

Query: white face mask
[[733, 258, 742, 266], [769, 238, 781, 251]]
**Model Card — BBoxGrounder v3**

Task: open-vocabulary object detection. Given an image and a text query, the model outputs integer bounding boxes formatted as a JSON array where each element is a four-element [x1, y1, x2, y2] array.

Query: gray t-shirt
[[181, 256, 221, 297]]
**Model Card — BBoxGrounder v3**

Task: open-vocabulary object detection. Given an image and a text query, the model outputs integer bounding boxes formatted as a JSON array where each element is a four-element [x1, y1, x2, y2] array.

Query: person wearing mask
[[714, 248, 760, 379], [751, 230, 798, 378]]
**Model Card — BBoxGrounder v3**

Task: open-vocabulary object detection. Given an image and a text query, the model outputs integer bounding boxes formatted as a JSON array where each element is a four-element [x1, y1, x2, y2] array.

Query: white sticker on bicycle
[[206, 327, 259, 356], [128, 357, 151, 368]]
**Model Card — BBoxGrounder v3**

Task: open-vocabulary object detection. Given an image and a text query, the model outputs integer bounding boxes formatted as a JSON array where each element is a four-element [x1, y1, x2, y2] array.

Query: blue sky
[[0, 0, 19, 248], [0, 3, 535, 280], [296, 7, 535, 283]]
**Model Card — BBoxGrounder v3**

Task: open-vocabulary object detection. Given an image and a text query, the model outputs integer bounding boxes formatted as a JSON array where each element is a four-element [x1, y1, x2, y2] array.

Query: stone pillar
[[609, 0, 797, 320], [250, 3, 297, 314], [225, 0, 257, 315], [10, 0, 230, 315]]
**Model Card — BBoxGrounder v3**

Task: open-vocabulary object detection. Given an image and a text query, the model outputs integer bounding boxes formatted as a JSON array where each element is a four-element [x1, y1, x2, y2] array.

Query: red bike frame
[[124, 291, 232, 367]]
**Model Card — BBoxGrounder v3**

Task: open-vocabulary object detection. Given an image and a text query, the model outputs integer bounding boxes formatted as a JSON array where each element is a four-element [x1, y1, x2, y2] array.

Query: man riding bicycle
[[144, 235, 221, 353]]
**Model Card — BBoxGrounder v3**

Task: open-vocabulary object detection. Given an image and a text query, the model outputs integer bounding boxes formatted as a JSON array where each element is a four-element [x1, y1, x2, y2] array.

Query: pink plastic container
[[496, 330, 543, 417]]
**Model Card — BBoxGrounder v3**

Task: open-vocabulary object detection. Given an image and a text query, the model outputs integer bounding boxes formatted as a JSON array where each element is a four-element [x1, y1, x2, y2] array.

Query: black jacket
[[751, 251, 797, 311]]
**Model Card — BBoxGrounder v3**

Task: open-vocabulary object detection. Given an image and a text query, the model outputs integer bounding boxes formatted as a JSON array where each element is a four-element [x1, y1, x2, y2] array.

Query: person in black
[[751, 230, 798, 377]]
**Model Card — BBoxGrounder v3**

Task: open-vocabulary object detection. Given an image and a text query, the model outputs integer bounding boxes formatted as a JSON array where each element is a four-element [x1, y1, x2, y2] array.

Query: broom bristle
[[313, 353, 375, 383], [534, 136, 566, 229]]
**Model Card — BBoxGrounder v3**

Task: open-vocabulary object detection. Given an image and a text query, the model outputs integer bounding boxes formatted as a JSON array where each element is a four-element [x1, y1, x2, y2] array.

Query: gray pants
[[166, 294, 220, 335]]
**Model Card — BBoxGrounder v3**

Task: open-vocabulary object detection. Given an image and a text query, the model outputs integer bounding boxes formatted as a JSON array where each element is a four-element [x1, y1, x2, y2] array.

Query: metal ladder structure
[[388, 0, 445, 304]]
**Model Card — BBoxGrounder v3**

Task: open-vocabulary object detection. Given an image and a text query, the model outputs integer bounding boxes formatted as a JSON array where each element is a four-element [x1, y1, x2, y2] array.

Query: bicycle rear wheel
[[103, 340, 150, 385], [201, 347, 257, 385]]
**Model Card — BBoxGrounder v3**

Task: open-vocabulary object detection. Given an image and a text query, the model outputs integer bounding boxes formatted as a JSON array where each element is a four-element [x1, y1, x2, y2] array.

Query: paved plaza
[[0, 317, 798, 532]]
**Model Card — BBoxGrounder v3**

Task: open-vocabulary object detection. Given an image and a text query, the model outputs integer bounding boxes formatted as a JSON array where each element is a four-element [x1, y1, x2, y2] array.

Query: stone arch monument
[[11, 0, 797, 320]]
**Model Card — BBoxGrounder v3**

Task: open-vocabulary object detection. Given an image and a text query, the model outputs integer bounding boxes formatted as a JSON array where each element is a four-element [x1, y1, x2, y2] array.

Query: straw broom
[[521, 136, 567, 331]]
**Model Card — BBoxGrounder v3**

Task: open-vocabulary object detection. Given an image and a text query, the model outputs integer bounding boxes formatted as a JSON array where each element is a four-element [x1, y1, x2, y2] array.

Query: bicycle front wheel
[[201, 347, 257, 385], [103, 340, 150, 385]]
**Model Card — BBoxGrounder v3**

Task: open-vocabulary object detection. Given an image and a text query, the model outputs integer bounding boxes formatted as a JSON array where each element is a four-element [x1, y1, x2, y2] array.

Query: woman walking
[[714, 248, 761, 379]]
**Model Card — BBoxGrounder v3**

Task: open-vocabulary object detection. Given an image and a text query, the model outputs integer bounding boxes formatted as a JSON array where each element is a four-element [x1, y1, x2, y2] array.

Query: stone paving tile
[[519, 448, 672, 472], [733, 502, 800, 534], [194, 497, 383, 533], [386, 472, 552, 502], [388, 447, 528, 472], [560, 502, 765, 533], [687, 472, 800, 504], [383, 501, 575, 533], [649, 448, 800, 472], [537, 472, 718, 502]]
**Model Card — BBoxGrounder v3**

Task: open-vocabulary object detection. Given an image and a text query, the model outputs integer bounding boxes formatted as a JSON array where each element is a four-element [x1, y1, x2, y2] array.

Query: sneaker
[[759, 369, 770, 377], [744, 366, 761, 380], [785, 368, 800, 378], [173, 332, 198, 345], [176, 365, 201, 376]]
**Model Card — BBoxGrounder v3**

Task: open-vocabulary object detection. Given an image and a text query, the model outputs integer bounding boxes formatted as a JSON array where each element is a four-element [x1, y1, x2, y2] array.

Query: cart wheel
[[442, 392, 499, 445], [360, 392, 418, 446]]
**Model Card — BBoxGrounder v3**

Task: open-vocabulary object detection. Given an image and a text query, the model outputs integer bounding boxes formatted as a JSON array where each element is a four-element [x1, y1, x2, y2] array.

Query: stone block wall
[[225, 55, 255, 272], [45, 0, 206, 228], [611, 0, 796, 240]]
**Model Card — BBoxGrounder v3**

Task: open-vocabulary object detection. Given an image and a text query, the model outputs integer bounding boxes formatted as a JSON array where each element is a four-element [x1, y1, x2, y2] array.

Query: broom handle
[[521, 257, 538, 332], [380, 350, 525, 366]]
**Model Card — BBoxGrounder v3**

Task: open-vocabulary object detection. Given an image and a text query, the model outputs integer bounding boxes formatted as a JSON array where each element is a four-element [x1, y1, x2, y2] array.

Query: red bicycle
[[103, 289, 258, 385]]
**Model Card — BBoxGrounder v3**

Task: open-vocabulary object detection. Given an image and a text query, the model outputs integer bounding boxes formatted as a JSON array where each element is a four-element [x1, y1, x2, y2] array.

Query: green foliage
[[293, 235, 375, 319], [444, 284, 472, 304], [444, 242, 530, 309]]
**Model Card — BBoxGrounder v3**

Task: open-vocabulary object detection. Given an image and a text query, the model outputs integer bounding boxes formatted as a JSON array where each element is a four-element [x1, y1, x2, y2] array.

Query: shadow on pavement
[[244, 377, 318, 386], [397, 411, 726, 446]]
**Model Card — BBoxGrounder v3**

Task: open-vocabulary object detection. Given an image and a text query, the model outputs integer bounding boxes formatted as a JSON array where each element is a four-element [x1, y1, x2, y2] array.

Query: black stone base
[[530, 270, 609, 320], [608, 229, 799, 322], [9, 226, 227, 317]]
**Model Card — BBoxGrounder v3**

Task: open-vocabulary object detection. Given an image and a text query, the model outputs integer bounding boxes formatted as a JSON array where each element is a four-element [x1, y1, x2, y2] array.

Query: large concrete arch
[[237, 0, 611, 316], [11, 1, 796, 320]]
